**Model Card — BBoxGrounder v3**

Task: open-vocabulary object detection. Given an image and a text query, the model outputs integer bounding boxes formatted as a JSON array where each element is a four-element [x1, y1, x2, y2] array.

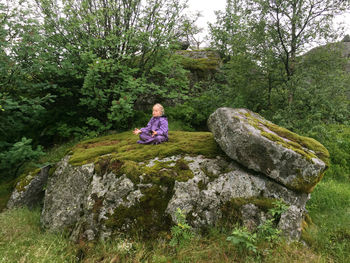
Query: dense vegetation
[[0, 0, 349, 262]]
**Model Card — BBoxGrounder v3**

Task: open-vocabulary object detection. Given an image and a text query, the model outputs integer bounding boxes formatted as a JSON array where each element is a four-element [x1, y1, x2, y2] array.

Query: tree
[[246, 0, 350, 104], [209, 0, 250, 61]]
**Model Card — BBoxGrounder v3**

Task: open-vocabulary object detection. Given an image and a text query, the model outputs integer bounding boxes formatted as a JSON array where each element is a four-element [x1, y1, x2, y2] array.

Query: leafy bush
[[0, 138, 44, 181], [227, 226, 258, 254], [306, 124, 350, 181]]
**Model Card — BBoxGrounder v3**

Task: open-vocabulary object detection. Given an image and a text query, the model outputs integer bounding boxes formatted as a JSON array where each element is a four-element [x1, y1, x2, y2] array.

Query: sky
[[186, 0, 350, 45]]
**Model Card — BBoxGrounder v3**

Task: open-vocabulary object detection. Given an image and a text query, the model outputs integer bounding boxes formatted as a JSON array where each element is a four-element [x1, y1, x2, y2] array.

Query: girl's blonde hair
[[153, 103, 164, 115]]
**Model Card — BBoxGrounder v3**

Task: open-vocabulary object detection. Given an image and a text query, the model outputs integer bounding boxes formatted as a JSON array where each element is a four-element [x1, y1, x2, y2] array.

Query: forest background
[[0, 0, 349, 262]]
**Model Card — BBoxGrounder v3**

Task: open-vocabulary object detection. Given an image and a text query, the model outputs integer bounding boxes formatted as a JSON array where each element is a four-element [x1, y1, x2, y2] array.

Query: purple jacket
[[140, 116, 168, 139]]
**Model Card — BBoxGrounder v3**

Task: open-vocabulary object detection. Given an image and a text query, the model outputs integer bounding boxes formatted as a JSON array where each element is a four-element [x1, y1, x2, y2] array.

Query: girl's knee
[[139, 133, 149, 140]]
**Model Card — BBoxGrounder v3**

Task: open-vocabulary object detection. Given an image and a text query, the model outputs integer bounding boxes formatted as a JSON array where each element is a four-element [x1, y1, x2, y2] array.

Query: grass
[[0, 208, 77, 263], [0, 208, 326, 263], [305, 178, 350, 262]]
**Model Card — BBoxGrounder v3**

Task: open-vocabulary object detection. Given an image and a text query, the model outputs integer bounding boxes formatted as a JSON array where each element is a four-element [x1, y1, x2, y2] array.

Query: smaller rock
[[7, 165, 51, 209]]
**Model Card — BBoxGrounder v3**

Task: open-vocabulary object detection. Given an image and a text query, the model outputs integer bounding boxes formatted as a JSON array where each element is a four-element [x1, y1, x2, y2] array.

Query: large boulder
[[41, 153, 309, 241], [207, 108, 329, 193], [8, 123, 328, 242]]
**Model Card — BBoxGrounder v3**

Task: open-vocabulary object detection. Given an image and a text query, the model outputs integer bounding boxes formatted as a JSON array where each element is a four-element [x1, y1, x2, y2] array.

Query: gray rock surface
[[207, 107, 328, 193], [39, 154, 308, 241], [41, 156, 95, 231], [7, 165, 51, 209]]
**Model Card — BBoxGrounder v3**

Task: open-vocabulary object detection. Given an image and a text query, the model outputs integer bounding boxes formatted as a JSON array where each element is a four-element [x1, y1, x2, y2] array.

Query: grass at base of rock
[[69, 131, 225, 166], [0, 208, 77, 263], [1, 175, 348, 262], [0, 208, 327, 263]]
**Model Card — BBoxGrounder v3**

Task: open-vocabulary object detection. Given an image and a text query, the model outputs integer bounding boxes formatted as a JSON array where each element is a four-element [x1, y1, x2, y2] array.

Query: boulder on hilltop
[[7, 111, 329, 242]]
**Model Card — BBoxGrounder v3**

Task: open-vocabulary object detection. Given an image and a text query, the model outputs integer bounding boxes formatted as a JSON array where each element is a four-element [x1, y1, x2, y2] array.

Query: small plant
[[169, 208, 194, 248], [257, 218, 282, 243], [270, 199, 289, 218], [257, 199, 288, 244], [226, 226, 258, 254]]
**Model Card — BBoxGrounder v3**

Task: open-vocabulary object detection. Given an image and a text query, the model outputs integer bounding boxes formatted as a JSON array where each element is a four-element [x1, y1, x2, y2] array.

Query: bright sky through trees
[[187, 0, 350, 46]]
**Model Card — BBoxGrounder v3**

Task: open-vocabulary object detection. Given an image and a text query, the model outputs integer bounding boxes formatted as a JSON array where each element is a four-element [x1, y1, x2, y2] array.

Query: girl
[[133, 103, 168, 144]]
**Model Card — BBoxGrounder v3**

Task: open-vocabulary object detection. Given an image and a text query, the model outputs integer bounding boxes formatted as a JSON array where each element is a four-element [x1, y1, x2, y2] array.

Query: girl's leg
[[138, 133, 155, 144], [153, 135, 167, 144]]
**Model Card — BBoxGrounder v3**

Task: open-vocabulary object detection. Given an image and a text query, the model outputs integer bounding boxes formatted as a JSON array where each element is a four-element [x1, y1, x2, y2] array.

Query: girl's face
[[152, 106, 162, 117]]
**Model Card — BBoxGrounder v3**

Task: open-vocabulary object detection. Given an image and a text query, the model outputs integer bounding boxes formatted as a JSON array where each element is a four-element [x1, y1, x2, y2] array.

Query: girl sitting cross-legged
[[133, 103, 168, 145]]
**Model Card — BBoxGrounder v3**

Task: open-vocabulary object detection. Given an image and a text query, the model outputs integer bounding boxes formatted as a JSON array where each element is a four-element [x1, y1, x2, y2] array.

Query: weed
[[169, 208, 195, 249], [226, 226, 258, 254]]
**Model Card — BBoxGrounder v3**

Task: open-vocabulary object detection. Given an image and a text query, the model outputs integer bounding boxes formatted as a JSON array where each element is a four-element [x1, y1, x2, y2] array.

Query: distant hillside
[[303, 35, 350, 72]]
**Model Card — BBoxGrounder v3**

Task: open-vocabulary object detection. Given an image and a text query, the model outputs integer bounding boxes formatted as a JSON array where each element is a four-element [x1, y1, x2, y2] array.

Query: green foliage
[[227, 226, 258, 254], [169, 208, 195, 248], [227, 199, 289, 254], [0, 0, 201, 151], [81, 59, 141, 130], [208, 0, 250, 61], [268, 44, 350, 131], [257, 218, 282, 243], [269, 199, 289, 219], [0, 138, 44, 181], [146, 54, 190, 100], [257, 200, 288, 243], [306, 124, 350, 181], [0, 93, 54, 143]]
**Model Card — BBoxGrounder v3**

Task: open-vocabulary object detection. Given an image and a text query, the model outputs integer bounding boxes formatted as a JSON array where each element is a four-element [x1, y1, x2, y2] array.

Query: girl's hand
[[151, 130, 157, 137], [133, 128, 141, 135]]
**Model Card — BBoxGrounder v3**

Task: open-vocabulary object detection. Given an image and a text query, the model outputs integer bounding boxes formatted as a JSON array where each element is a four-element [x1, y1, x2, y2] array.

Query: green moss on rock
[[176, 50, 221, 72], [104, 182, 173, 237], [99, 157, 196, 237], [69, 131, 224, 166], [244, 112, 330, 166], [15, 168, 41, 192]]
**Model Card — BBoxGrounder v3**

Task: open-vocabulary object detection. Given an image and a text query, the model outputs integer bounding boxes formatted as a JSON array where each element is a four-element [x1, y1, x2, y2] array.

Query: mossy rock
[[7, 165, 51, 209], [15, 168, 41, 193], [176, 50, 221, 72], [208, 108, 329, 193], [245, 112, 330, 167]]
